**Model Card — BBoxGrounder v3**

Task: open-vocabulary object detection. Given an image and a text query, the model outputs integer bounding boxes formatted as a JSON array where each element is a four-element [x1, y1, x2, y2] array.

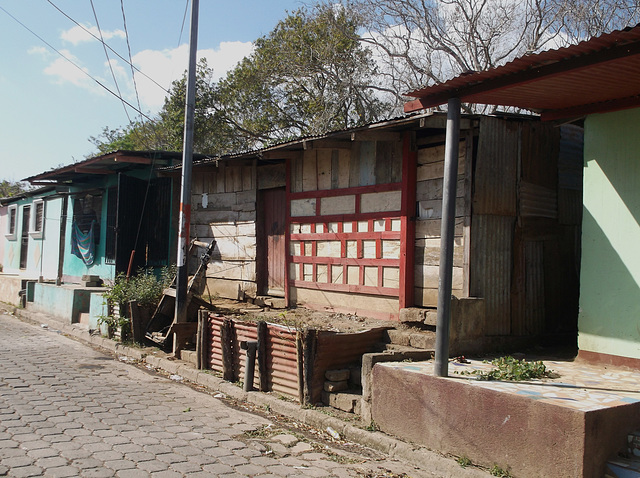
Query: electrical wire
[[45, 0, 169, 95], [0, 4, 154, 122], [119, 0, 144, 121], [178, 0, 190, 47], [89, 0, 131, 122]]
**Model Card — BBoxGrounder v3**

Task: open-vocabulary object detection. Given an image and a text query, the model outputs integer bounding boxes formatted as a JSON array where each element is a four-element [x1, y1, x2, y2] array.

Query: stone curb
[[7, 307, 489, 477]]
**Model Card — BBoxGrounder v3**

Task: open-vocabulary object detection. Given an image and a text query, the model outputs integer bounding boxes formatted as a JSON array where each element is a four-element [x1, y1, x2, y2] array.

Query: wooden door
[[260, 188, 286, 296]]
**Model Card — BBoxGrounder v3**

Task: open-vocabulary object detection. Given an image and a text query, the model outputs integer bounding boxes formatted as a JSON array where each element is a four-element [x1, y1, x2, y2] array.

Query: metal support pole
[[241, 341, 258, 392], [435, 97, 461, 377], [175, 0, 199, 324]]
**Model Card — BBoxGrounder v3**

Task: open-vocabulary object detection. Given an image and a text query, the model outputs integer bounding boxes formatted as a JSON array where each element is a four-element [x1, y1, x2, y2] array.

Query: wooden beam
[[351, 131, 402, 142], [262, 150, 301, 160], [74, 167, 112, 175], [112, 155, 153, 164], [541, 95, 640, 121]]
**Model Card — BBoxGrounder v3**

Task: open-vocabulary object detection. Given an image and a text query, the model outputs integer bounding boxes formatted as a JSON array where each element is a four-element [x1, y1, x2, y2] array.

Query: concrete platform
[[371, 358, 640, 478]]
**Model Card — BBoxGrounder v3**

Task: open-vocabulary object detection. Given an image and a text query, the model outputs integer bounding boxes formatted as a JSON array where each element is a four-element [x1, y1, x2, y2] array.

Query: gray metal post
[[241, 341, 258, 392], [435, 97, 461, 377], [175, 0, 199, 324]]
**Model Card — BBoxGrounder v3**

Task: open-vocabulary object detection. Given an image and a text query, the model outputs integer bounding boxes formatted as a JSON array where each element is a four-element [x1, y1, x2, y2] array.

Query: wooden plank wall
[[191, 160, 258, 300], [414, 139, 469, 307], [289, 139, 404, 319]]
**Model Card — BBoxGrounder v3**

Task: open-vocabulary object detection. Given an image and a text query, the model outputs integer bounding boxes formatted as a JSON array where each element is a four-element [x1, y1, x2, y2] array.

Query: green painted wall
[[578, 108, 640, 360]]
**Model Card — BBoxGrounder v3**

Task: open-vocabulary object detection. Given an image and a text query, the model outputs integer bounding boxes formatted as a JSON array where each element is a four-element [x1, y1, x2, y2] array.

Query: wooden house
[[186, 112, 582, 352]]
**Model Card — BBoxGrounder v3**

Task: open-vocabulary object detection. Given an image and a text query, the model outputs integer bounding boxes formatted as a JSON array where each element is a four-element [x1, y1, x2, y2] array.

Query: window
[[29, 199, 44, 238], [5, 205, 17, 240]]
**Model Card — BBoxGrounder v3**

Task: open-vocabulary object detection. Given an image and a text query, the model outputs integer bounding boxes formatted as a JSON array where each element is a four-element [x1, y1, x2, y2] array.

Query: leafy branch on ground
[[455, 356, 556, 381]]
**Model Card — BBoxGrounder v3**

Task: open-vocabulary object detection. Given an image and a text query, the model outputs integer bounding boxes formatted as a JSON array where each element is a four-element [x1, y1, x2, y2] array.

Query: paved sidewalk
[[0, 313, 456, 478]]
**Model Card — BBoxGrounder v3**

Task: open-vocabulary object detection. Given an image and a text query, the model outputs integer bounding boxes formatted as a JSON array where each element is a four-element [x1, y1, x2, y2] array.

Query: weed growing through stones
[[490, 464, 513, 477], [457, 456, 472, 468]]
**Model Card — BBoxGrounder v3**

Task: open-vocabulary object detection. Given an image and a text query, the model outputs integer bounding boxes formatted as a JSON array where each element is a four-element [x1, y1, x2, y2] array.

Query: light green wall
[[2, 194, 61, 279], [578, 108, 640, 360]]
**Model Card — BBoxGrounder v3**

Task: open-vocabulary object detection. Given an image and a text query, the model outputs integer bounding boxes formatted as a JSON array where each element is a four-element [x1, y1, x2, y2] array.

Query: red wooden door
[[261, 188, 286, 296]]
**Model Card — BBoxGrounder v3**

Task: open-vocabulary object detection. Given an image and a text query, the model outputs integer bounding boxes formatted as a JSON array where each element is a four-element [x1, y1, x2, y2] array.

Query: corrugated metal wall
[[206, 315, 299, 398], [469, 118, 583, 341]]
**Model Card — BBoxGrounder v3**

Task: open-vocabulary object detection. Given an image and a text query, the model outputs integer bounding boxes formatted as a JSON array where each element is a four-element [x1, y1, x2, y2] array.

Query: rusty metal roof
[[405, 25, 640, 121], [24, 150, 208, 183]]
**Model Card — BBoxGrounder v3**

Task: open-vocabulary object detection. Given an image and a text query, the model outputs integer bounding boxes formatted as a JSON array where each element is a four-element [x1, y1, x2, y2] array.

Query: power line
[[178, 0, 190, 47], [90, 0, 131, 122], [45, 0, 170, 95], [0, 4, 154, 122], [119, 0, 143, 120]]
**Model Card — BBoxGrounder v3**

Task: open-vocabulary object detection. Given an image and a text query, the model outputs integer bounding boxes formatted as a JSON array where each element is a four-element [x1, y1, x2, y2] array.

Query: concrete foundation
[[0, 274, 29, 307], [371, 359, 640, 478], [26, 282, 104, 325]]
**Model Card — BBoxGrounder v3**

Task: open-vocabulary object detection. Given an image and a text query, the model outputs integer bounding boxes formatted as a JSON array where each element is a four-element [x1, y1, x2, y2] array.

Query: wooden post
[[257, 321, 269, 392], [221, 318, 236, 381], [302, 328, 317, 406], [399, 131, 417, 309]]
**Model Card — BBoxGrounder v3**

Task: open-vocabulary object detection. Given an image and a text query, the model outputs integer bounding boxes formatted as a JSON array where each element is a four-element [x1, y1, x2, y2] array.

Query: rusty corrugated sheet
[[405, 26, 640, 115], [266, 324, 298, 398], [520, 181, 557, 218], [473, 117, 519, 216], [208, 315, 224, 373], [524, 241, 545, 336], [234, 322, 260, 390], [470, 215, 514, 336]]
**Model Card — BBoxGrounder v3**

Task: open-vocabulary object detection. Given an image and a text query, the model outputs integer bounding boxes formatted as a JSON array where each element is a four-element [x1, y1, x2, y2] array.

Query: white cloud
[[42, 49, 104, 94], [132, 41, 254, 111], [61, 24, 126, 45]]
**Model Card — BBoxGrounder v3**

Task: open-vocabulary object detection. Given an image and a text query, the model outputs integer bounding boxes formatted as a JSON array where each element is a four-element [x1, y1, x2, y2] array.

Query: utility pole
[[175, 0, 199, 324], [434, 97, 461, 377]]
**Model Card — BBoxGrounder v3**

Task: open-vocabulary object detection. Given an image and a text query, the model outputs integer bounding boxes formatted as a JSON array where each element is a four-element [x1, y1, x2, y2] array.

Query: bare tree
[[324, 0, 640, 109]]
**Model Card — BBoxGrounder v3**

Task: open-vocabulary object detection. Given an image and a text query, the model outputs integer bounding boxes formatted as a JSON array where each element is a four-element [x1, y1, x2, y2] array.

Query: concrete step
[[604, 456, 640, 477], [383, 328, 436, 350], [322, 390, 362, 414], [77, 312, 91, 325]]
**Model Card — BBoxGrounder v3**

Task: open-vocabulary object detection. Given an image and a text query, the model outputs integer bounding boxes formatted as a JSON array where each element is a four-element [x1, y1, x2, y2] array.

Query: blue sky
[[0, 0, 305, 181]]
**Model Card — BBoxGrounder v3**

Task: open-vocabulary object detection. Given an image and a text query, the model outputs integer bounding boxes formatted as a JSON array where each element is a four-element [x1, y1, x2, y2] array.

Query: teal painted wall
[[578, 108, 640, 360], [62, 187, 115, 282]]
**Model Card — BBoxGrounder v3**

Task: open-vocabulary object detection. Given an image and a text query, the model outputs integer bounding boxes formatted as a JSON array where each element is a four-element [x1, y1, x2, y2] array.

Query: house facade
[[183, 112, 582, 353]]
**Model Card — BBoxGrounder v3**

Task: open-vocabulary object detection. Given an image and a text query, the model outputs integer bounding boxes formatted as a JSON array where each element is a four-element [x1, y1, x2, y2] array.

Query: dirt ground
[[204, 297, 402, 333]]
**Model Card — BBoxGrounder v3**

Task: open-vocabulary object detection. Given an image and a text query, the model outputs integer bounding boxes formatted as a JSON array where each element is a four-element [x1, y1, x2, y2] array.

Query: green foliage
[[0, 180, 31, 198], [88, 6, 390, 158], [490, 464, 513, 477], [100, 265, 176, 330], [456, 356, 554, 381], [457, 456, 472, 468]]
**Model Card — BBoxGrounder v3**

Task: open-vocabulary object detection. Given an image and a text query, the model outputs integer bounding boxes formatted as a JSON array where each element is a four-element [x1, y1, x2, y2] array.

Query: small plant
[[456, 356, 555, 381], [365, 420, 380, 432], [490, 464, 512, 477], [457, 456, 472, 468], [99, 265, 176, 337]]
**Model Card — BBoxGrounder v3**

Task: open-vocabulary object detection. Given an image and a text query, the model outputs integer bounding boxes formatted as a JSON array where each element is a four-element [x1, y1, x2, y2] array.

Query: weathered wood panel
[[469, 214, 515, 335], [474, 117, 519, 216]]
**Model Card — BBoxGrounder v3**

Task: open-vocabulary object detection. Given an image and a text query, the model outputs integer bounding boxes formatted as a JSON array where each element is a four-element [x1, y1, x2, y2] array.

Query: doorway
[[259, 188, 286, 296]]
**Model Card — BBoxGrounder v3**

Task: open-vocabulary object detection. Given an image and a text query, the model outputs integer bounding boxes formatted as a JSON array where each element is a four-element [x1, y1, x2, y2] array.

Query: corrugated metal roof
[[405, 25, 640, 120]]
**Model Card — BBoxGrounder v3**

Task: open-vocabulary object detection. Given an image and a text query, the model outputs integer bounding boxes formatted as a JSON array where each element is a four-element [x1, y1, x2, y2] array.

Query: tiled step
[[604, 431, 640, 478], [604, 457, 640, 478]]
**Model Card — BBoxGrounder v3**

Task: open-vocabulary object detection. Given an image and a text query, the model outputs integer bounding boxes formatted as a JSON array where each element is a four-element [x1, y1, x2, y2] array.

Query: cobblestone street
[[0, 314, 433, 478]]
